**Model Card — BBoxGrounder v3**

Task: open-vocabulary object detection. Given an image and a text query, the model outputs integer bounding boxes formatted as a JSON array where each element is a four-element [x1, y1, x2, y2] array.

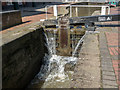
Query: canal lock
[[28, 17, 86, 88]]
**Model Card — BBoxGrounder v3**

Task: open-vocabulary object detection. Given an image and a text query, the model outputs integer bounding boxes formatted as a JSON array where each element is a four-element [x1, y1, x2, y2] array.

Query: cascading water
[[28, 27, 86, 88], [26, 5, 101, 88], [28, 31, 77, 88], [72, 31, 87, 57]]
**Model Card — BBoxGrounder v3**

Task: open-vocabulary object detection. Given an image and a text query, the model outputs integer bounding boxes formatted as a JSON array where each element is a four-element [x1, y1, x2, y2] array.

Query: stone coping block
[[1, 10, 22, 29]]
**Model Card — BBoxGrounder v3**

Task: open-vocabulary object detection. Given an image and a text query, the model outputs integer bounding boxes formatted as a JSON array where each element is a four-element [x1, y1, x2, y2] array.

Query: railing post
[[76, 7, 78, 17], [108, 6, 111, 15], [53, 5, 58, 19], [101, 6, 106, 15]]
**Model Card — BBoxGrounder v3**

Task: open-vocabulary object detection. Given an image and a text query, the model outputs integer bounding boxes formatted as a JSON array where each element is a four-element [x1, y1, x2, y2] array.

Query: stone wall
[[2, 26, 48, 88], [2, 10, 22, 29]]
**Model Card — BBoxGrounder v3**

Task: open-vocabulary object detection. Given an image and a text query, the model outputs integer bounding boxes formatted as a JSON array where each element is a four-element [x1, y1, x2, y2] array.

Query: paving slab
[[71, 32, 101, 88]]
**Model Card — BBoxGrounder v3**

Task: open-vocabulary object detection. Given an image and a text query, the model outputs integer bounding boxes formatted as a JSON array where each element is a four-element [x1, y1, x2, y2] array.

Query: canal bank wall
[[2, 25, 48, 88]]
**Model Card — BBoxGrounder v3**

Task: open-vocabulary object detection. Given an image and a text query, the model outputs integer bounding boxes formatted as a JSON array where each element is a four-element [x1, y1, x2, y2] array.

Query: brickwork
[[105, 32, 120, 88], [99, 6, 120, 89], [99, 32, 118, 88]]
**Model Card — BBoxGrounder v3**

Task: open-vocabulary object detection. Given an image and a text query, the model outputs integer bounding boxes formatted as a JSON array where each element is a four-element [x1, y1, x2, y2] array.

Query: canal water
[[28, 7, 101, 88]]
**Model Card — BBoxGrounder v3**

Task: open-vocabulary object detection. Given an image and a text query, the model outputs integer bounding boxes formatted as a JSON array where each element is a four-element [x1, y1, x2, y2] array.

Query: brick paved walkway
[[110, 7, 120, 14], [2, 4, 68, 34], [106, 32, 120, 89], [99, 31, 118, 88], [105, 6, 120, 89], [98, 6, 120, 88]]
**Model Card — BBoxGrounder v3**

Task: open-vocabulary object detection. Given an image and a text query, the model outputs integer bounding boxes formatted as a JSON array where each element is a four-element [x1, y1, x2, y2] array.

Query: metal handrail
[[45, 4, 110, 20]]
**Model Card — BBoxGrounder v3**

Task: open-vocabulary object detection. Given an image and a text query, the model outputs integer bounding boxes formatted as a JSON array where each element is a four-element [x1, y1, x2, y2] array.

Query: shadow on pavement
[[21, 2, 67, 17], [22, 11, 52, 17]]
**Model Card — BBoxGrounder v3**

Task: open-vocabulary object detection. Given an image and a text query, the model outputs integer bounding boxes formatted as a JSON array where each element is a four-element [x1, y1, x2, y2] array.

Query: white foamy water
[[29, 29, 85, 88], [30, 53, 77, 88], [45, 55, 77, 82]]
